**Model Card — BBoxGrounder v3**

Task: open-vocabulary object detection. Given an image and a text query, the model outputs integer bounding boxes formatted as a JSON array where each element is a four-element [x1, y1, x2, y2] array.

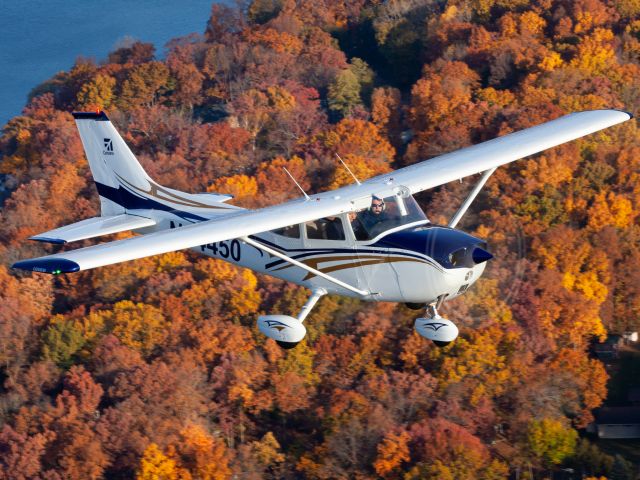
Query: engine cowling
[[257, 315, 307, 348], [414, 315, 459, 347]]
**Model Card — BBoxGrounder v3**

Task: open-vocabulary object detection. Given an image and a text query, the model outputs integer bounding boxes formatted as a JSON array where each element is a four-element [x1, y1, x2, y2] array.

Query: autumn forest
[[1, 0, 640, 478]]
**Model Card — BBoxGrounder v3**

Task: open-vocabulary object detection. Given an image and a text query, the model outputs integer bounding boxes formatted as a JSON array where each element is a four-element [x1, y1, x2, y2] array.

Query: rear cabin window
[[305, 217, 346, 241], [272, 224, 300, 238]]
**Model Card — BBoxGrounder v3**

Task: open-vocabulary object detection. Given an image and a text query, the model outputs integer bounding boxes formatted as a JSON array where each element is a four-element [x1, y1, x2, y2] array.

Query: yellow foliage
[[137, 443, 183, 480], [155, 252, 189, 271], [527, 418, 577, 466], [587, 191, 634, 231], [191, 259, 261, 317], [277, 339, 319, 386], [250, 432, 285, 467], [519, 150, 578, 190], [538, 51, 563, 72], [228, 269, 261, 317], [476, 87, 516, 107], [266, 85, 296, 111], [570, 28, 616, 75], [517, 84, 557, 107], [574, 270, 609, 304], [77, 74, 116, 110], [328, 154, 392, 189], [76, 310, 108, 344], [574, 11, 595, 34], [558, 94, 607, 113], [98, 301, 168, 355], [617, 0, 640, 18], [435, 325, 512, 396], [519, 11, 546, 36], [442, 5, 459, 21], [208, 174, 259, 206]]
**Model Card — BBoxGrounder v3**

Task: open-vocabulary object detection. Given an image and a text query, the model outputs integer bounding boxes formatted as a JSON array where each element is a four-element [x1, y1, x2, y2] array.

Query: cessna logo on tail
[[103, 138, 114, 155]]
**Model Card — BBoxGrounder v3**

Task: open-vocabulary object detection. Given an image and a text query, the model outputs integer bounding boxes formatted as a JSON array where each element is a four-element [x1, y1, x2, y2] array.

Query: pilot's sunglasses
[[372, 203, 384, 208]]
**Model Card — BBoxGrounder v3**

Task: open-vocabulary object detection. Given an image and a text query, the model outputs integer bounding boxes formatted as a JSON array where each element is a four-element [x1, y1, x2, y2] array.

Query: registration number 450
[[200, 239, 241, 262]]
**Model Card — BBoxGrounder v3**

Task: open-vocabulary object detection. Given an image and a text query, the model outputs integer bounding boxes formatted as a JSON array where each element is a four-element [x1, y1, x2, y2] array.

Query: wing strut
[[448, 167, 497, 229], [241, 236, 370, 297]]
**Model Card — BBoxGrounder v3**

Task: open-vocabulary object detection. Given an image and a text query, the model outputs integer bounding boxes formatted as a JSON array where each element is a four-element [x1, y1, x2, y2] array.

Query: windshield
[[349, 193, 427, 241]]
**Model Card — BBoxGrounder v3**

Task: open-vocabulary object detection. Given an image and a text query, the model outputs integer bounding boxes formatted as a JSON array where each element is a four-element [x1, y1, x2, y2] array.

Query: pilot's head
[[370, 196, 385, 215]]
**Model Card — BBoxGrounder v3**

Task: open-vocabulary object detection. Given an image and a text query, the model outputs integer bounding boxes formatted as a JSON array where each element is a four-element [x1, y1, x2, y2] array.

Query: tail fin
[[73, 112, 235, 219], [73, 111, 151, 215]]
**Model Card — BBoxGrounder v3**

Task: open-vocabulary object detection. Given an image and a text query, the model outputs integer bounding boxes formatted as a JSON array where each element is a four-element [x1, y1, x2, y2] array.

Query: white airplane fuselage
[[138, 208, 489, 304]]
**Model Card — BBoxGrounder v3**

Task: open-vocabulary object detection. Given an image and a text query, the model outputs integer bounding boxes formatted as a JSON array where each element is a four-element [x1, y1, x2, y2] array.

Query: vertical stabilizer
[[73, 111, 152, 216], [72, 111, 238, 220]]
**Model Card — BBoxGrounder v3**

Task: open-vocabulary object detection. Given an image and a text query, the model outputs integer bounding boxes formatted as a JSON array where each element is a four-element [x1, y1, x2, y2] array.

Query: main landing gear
[[257, 288, 327, 349], [258, 290, 459, 350], [414, 301, 459, 347]]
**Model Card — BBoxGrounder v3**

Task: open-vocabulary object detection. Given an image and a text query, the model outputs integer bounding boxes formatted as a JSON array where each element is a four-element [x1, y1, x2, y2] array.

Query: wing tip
[[621, 109, 634, 120], [12, 258, 80, 274], [29, 236, 67, 245]]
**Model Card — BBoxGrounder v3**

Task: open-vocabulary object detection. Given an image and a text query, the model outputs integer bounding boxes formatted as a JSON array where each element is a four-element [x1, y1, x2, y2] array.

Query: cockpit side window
[[305, 217, 346, 241], [348, 194, 427, 241]]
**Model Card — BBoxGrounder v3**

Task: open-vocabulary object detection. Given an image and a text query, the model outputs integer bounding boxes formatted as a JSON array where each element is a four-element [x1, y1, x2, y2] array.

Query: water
[[0, 0, 216, 127]]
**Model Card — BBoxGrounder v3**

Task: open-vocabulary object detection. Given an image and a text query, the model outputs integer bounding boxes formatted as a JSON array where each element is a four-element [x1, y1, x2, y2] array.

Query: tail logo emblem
[[103, 138, 114, 155]]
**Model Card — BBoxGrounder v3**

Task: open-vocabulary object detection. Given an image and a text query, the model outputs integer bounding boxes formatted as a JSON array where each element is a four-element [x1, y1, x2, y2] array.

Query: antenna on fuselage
[[282, 167, 310, 201], [335, 153, 361, 186]]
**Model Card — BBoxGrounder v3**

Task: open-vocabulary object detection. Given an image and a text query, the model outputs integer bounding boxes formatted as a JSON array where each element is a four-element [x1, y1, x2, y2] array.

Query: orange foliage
[[373, 431, 410, 477], [1, 2, 637, 478]]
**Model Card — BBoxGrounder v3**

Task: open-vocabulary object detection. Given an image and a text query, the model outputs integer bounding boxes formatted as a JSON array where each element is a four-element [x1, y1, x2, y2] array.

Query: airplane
[[12, 109, 632, 349]]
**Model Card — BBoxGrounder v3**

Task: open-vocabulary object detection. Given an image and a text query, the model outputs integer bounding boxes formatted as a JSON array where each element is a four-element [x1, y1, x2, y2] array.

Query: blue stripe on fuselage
[[251, 236, 443, 271], [95, 182, 208, 222]]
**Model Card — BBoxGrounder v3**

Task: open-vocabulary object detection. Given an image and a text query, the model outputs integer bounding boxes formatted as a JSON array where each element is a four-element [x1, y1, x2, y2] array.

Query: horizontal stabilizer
[[30, 214, 156, 244], [190, 192, 234, 204]]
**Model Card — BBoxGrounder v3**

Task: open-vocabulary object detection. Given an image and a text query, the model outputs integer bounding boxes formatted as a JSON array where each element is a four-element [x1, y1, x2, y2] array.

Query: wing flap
[[30, 214, 156, 244]]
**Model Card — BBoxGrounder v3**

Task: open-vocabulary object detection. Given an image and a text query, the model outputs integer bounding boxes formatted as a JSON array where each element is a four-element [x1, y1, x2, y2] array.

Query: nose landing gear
[[414, 303, 459, 347]]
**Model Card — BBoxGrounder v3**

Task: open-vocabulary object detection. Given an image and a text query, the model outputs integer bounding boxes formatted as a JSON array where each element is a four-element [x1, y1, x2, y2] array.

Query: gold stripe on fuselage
[[115, 173, 232, 210], [271, 254, 429, 280]]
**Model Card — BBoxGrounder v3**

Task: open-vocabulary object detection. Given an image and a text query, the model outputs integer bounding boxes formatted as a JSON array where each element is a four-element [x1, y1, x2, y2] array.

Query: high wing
[[363, 109, 632, 195], [13, 109, 631, 274]]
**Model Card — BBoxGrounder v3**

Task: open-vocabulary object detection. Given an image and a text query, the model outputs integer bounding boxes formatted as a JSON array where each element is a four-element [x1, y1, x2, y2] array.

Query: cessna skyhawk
[[12, 109, 632, 348]]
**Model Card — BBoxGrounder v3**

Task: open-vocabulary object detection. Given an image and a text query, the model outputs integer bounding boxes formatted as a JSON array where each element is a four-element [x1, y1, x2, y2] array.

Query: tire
[[405, 302, 424, 310]]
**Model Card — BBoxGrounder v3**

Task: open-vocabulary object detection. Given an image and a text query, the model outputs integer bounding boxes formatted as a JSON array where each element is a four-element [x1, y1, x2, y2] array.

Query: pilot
[[351, 196, 388, 240]]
